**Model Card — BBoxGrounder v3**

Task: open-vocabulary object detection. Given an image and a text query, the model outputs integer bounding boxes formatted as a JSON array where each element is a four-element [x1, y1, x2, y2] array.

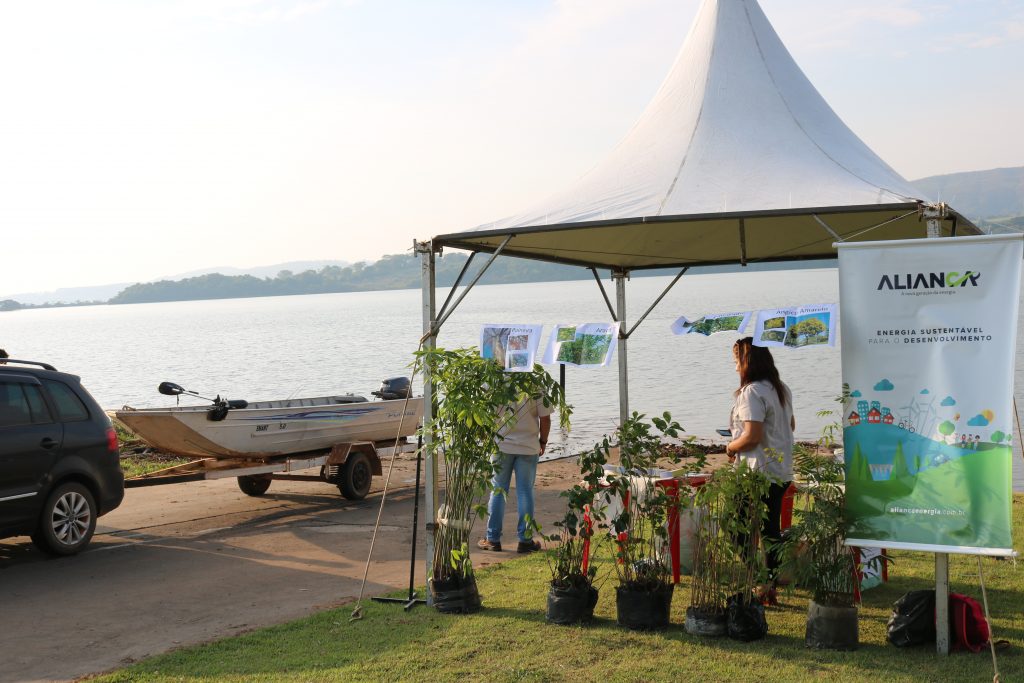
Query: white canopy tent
[[415, 0, 979, 636]]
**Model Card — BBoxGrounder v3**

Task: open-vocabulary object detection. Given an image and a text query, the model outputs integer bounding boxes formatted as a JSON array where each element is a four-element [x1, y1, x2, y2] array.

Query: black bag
[[726, 592, 768, 641], [546, 584, 599, 625], [430, 575, 482, 615], [886, 589, 936, 647]]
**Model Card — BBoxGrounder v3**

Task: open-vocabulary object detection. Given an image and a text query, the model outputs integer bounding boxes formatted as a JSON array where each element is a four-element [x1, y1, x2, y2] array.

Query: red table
[[582, 475, 795, 584]]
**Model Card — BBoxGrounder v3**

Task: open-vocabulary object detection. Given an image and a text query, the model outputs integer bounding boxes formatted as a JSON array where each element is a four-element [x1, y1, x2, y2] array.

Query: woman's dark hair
[[733, 337, 787, 408]]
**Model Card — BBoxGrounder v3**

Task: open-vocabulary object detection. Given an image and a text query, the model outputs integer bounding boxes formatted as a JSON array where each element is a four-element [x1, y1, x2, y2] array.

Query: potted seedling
[[778, 448, 865, 650], [604, 412, 704, 630], [543, 434, 609, 624], [687, 460, 771, 640], [417, 347, 569, 614], [686, 481, 728, 636]]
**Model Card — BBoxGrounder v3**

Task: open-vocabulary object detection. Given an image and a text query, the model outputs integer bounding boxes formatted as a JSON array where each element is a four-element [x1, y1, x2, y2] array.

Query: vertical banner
[[480, 324, 544, 372], [838, 234, 1022, 555]]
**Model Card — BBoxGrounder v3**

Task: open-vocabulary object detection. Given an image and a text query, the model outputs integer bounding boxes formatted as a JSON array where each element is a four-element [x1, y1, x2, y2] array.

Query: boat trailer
[[124, 439, 417, 500]]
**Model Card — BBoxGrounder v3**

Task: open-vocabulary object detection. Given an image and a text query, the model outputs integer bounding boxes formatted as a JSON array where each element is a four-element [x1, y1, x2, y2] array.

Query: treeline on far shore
[[109, 254, 597, 304], [1, 299, 103, 312]]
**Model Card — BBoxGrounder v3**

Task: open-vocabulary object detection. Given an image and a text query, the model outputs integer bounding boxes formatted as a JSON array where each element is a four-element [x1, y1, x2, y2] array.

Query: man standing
[[477, 394, 552, 553]]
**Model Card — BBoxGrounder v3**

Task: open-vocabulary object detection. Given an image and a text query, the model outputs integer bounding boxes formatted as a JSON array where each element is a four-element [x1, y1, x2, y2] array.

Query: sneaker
[[517, 539, 542, 554], [477, 538, 502, 552]]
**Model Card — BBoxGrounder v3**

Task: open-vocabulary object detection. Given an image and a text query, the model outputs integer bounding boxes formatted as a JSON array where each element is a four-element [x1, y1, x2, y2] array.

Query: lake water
[[4, 268, 1024, 490]]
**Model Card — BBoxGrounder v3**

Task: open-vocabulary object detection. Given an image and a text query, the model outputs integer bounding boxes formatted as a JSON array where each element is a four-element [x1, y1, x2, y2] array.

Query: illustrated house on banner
[[415, 0, 981, 585]]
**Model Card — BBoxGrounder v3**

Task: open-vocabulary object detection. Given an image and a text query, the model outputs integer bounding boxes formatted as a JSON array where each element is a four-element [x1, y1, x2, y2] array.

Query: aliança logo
[[877, 271, 980, 290]]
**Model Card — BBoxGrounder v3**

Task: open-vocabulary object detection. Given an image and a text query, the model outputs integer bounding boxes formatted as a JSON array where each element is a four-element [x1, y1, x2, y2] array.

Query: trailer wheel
[[338, 451, 372, 500], [237, 475, 272, 496]]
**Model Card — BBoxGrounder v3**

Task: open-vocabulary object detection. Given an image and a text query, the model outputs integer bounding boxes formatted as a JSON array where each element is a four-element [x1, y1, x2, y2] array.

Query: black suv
[[0, 359, 124, 555]]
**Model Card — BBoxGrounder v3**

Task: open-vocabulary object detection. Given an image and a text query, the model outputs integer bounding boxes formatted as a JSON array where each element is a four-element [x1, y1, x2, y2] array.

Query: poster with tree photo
[[479, 324, 544, 372], [752, 304, 837, 349], [542, 322, 619, 367], [670, 311, 751, 336]]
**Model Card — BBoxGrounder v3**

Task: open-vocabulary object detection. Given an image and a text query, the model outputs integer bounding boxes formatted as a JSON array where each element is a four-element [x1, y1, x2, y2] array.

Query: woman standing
[[725, 337, 795, 603]]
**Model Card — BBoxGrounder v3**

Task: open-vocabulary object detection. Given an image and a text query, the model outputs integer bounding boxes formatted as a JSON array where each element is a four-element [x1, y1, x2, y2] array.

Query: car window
[[24, 384, 54, 424], [42, 380, 90, 422], [0, 381, 34, 427]]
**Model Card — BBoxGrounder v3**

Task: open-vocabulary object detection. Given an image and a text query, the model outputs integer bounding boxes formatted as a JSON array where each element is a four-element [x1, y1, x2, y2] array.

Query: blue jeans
[[485, 451, 538, 543]]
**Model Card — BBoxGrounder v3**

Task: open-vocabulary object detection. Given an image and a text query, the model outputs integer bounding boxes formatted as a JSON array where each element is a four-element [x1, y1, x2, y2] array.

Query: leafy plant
[[816, 383, 851, 450], [690, 460, 772, 613], [545, 434, 609, 590], [603, 412, 705, 591], [416, 347, 570, 585], [778, 447, 860, 607]]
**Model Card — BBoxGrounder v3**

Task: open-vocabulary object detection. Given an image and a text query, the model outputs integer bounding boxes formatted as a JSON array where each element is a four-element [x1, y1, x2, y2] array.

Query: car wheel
[[338, 451, 372, 500], [237, 475, 272, 496], [32, 482, 97, 556]]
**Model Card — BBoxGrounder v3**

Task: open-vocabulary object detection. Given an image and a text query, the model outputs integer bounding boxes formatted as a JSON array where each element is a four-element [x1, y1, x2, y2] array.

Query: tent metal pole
[[928, 201, 950, 655], [416, 241, 438, 605], [436, 252, 476, 322], [626, 267, 688, 337], [590, 267, 618, 321], [738, 219, 748, 266], [614, 270, 629, 427], [435, 235, 513, 331]]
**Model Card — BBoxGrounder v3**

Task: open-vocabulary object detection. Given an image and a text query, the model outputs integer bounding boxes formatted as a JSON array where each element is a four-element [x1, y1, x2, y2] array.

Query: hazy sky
[[1, 0, 1022, 296]]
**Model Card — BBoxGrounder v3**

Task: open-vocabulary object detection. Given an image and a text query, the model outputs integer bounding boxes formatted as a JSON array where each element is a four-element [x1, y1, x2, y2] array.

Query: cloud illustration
[[967, 414, 990, 427], [850, 390, 862, 398], [920, 389, 930, 394], [941, 396, 956, 407], [874, 379, 895, 391]]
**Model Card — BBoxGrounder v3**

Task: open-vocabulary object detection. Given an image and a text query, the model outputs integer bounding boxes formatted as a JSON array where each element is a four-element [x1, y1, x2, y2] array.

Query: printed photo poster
[[838, 234, 1023, 555], [670, 311, 752, 336], [542, 323, 619, 367], [752, 304, 837, 349], [479, 324, 544, 372]]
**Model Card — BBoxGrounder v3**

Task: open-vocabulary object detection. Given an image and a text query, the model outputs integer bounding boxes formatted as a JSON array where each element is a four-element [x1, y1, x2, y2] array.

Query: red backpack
[[949, 592, 990, 653]]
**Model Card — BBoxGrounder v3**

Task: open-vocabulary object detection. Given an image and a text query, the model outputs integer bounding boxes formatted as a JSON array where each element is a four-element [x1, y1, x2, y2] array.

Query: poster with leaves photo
[[479, 324, 544, 372], [751, 304, 837, 349], [670, 311, 751, 336], [542, 322, 619, 367]]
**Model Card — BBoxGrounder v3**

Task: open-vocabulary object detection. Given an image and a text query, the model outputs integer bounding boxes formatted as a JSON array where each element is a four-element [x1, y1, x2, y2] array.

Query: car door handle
[[39, 438, 58, 449]]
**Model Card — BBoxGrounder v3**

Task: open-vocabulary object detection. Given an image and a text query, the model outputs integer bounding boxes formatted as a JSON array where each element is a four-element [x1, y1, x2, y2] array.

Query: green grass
[[120, 453, 194, 479], [94, 500, 1024, 683], [114, 420, 193, 478]]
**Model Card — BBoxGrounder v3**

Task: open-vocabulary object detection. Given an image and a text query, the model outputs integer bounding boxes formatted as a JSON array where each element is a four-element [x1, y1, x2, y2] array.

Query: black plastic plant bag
[[886, 590, 936, 647], [726, 592, 768, 641], [430, 574, 482, 614], [615, 583, 674, 631], [546, 583, 599, 625]]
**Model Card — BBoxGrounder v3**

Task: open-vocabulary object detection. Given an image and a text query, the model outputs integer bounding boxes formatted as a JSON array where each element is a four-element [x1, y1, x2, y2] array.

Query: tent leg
[[614, 270, 629, 427], [417, 241, 438, 606]]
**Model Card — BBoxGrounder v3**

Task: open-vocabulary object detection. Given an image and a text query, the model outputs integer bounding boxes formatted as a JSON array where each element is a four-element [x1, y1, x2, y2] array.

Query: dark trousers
[[762, 481, 790, 578], [735, 481, 790, 579]]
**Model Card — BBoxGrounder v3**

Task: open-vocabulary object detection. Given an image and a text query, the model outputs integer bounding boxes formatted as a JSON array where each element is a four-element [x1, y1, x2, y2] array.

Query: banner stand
[[838, 233, 1024, 657], [936, 554, 949, 654]]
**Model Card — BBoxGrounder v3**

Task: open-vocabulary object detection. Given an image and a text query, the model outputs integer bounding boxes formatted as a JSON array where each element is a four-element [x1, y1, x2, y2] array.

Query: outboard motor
[[372, 377, 411, 400]]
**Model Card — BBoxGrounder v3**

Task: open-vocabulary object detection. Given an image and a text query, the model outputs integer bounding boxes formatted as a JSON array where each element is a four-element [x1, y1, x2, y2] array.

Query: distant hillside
[[108, 254, 832, 305], [911, 166, 1024, 219], [160, 260, 349, 281]]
